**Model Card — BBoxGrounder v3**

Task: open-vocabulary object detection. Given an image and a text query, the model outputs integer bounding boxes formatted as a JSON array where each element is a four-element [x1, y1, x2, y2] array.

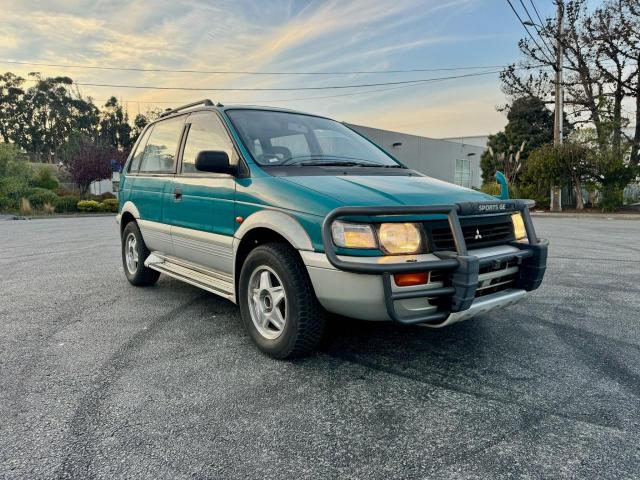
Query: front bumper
[[307, 200, 548, 326]]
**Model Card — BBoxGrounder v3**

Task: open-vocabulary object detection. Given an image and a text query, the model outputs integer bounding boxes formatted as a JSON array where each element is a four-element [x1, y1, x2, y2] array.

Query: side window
[[139, 117, 184, 173], [128, 127, 152, 172], [181, 113, 237, 174]]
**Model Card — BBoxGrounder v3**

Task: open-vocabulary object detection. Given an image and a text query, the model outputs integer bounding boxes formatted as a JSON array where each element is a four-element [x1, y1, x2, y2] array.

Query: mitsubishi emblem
[[474, 228, 482, 240]]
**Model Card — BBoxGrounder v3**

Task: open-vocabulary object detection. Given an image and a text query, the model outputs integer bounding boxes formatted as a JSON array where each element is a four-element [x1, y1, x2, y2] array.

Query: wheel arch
[[233, 210, 314, 293], [119, 201, 140, 234]]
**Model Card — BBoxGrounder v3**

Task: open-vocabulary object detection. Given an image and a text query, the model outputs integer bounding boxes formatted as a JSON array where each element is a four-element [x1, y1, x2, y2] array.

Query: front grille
[[475, 259, 518, 297], [425, 215, 515, 251], [421, 259, 517, 298]]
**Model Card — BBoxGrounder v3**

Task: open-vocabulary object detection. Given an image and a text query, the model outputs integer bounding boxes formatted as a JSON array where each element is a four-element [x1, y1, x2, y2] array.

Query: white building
[[347, 124, 486, 189], [439, 135, 490, 149]]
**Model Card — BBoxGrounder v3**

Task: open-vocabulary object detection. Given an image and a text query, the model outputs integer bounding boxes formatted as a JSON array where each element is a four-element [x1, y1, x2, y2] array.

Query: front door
[[164, 111, 238, 274]]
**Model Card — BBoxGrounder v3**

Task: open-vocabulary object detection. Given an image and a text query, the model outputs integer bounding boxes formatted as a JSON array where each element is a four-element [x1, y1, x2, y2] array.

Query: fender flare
[[117, 201, 141, 228], [234, 209, 313, 251], [120, 201, 140, 219]]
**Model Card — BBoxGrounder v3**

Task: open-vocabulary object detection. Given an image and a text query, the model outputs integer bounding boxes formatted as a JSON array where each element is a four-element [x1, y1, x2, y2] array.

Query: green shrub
[[54, 186, 72, 196], [0, 195, 10, 211], [519, 183, 549, 209], [0, 176, 31, 209], [54, 195, 81, 213], [100, 192, 116, 200], [480, 182, 501, 196], [77, 200, 101, 212], [27, 188, 59, 208], [599, 185, 624, 212], [101, 198, 118, 212], [0, 143, 32, 179], [32, 166, 59, 190]]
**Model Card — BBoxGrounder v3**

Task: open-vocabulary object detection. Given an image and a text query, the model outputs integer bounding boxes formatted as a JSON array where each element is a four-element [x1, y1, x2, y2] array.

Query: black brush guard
[[321, 200, 548, 325]]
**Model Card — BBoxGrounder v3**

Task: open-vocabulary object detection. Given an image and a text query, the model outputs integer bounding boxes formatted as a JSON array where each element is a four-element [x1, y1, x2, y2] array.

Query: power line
[[63, 70, 503, 92], [22, 66, 530, 105], [92, 67, 518, 108], [0, 59, 508, 76], [505, 0, 555, 65], [518, 0, 555, 58], [151, 71, 499, 104], [529, 0, 545, 26]]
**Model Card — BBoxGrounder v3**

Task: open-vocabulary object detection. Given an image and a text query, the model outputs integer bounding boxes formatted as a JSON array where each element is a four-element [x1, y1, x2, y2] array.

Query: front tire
[[121, 221, 160, 286], [239, 243, 325, 359]]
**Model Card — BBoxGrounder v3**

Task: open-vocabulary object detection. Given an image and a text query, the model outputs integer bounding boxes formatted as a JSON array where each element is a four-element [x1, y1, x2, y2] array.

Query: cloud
[[340, 82, 507, 137], [0, 0, 508, 135]]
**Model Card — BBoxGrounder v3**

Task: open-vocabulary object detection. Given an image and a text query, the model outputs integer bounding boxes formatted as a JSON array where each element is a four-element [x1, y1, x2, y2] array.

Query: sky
[[0, 0, 561, 138]]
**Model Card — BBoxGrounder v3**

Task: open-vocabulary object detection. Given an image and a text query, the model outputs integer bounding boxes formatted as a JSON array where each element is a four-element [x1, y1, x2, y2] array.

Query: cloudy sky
[[0, 0, 558, 137]]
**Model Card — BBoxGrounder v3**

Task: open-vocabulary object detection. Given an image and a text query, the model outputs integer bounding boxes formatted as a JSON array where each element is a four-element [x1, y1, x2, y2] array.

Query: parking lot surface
[[1, 216, 639, 479]]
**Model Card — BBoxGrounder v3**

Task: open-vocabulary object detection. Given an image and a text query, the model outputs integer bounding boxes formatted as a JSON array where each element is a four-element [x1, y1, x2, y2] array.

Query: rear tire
[[239, 243, 325, 359], [121, 221, 160, 286]]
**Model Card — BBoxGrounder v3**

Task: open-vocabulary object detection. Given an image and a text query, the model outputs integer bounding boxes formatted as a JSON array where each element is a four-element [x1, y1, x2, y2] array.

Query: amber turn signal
[[394, 272, 429, 287]]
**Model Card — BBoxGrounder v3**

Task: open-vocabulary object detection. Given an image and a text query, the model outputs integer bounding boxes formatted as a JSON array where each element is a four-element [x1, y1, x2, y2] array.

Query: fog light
[[394, 272, 429, 286]]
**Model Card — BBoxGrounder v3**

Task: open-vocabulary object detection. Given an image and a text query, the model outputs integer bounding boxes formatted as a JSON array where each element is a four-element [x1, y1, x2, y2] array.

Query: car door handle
[[174, 187, 182, 201]]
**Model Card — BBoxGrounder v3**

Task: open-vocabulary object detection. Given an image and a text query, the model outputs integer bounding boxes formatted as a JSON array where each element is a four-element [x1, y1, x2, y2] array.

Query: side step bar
[[145, 253, 235, 301]]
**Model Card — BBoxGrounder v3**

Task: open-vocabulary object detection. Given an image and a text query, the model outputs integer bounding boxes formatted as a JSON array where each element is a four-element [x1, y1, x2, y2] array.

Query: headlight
[[511, 213, 527, 240], [331, 221, 377, 249], [378, 222, 422, 254]]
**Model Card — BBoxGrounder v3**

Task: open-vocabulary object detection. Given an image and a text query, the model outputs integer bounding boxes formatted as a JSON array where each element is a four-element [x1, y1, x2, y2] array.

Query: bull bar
[[321, 200, 548, 325]]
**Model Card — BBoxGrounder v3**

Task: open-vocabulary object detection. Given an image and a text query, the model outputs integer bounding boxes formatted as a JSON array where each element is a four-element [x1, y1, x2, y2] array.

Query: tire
[[121, 221, 160, 286], [239, 242, 326, 359]]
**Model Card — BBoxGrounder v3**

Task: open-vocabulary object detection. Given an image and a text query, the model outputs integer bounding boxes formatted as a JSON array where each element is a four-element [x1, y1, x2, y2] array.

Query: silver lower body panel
[[301, 247, 527, 324]]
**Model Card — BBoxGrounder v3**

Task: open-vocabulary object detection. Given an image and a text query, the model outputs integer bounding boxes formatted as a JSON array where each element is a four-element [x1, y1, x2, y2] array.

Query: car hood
[[280, 174, 496, 209]]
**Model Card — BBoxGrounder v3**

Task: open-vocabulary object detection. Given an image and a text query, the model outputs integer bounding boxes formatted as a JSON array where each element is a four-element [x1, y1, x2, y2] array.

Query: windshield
[[226, 109, 402, 167]]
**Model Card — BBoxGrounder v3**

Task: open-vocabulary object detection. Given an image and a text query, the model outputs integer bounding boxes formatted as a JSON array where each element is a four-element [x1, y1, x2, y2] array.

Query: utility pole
[[550, 0, 564, 212]]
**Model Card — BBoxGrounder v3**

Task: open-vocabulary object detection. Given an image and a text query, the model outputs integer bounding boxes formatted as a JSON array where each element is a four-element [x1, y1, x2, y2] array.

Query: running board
[[145, 253, 235, 301]]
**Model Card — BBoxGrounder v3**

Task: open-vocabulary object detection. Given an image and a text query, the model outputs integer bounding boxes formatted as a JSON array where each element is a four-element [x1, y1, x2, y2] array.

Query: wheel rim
[[247, 266, 287, 340], [124, 232, 139, 274]]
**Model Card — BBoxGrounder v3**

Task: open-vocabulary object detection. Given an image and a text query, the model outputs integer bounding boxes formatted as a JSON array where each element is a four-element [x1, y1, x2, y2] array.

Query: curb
[[2, 213, 116, 220], [531, 212, 640, 220]]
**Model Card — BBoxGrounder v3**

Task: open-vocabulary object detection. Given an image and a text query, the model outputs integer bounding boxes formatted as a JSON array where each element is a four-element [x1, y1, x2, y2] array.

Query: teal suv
[[117, 100, 548, 358]]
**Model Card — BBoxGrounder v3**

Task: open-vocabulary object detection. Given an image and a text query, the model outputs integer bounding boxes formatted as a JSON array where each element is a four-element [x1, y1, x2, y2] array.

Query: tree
[[4, 73, 100, 162], [99, 97, 132, 151], [130, 107, 163, 145], [63, 135, 115, 196], [481, 96, 555, 183], [500, 0, 639, 209], [527, 141, 593, 210], [0, 72, 26, 144]]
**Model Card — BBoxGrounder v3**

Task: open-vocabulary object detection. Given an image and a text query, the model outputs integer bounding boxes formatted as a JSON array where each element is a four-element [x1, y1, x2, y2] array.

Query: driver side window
[[181, 113, 237, 173]]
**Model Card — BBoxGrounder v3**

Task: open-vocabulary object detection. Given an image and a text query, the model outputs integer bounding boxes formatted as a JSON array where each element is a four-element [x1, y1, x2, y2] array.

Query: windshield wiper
[[277, 154, 403, 168], [293, 160, 384, 167]]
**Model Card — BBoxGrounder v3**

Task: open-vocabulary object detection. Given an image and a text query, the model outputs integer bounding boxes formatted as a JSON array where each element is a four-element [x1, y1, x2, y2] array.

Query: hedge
[[77, 200, 102, 212], [54, 195, 81, 213], [101, 198, 118, 212], [0, 176, 30, 209], [27, 188, 59, 208]]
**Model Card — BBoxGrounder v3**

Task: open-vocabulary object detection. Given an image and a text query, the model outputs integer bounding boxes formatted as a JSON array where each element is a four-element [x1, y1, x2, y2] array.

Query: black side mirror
[[195, 150, 236, 175]]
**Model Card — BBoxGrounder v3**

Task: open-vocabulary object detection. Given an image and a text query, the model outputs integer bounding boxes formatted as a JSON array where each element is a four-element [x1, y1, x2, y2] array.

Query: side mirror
[[195, 151, 236, 175]]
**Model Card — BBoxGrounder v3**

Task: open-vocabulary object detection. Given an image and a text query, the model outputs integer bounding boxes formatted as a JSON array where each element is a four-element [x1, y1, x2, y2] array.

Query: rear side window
[[138, 117, 184, 173], [181, 112, 237, 173], [128, 127, 152, 172]]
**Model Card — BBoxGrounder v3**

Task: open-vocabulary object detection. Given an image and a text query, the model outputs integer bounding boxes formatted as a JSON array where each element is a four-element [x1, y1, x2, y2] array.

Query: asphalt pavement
[[0, 216, 639, 479]]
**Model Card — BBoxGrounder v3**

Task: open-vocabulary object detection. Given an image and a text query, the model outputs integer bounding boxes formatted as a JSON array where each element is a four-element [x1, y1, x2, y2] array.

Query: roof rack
[[159, 99, 216, 118]]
